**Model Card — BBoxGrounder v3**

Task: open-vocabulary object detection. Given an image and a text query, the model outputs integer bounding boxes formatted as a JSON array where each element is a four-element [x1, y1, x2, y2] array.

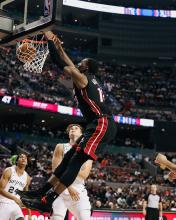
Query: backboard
[[0, 0, 59, 45]]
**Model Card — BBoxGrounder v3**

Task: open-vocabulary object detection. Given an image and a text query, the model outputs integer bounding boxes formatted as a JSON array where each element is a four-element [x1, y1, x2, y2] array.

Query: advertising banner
[[68, 210, 176, 220], [21, 209, 176, 220], [18, 98, 58, 112], [22, 209, 49, 220], [0, 95, 154, 127]]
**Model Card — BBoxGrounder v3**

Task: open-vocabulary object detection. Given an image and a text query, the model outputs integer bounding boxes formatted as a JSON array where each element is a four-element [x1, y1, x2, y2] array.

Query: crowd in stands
[[89, 154, 150, 185], [87, 152, 176, 210], [0, 122, 63, 139], [88, 182, 176, 211], [1, 44, 176, 210], [0, 21, 176, 215], [0, 47, 176, 121], [98, 61, 176, 121], [0, 142, 53, 190], [0, 121, 153, 151], [1, 147, 176, 210], [1, 128, 176, 211], [0, 47, 74, 106]]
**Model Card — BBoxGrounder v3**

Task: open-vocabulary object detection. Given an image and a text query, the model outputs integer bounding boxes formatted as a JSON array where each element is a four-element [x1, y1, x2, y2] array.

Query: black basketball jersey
[[73, 75, 111, 121]]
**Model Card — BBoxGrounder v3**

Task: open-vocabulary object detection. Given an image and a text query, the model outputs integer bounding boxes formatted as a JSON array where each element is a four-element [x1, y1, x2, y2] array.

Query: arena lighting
[[63, 0, 176, 18]]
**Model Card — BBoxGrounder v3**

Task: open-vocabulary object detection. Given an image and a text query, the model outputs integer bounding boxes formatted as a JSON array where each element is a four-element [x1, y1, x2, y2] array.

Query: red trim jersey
[[73, 75, 111, 121]]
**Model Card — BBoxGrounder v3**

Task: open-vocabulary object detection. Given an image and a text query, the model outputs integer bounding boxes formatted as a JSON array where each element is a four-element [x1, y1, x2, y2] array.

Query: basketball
[[16, 42, 36, 63]]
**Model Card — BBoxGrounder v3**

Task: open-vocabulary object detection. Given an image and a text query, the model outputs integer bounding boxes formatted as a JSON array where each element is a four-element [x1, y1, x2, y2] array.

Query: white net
[[16, 36, 49, 74]]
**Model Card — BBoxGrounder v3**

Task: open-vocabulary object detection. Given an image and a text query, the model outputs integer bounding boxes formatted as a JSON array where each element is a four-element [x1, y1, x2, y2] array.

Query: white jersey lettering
[[0, 165, 28, 203]]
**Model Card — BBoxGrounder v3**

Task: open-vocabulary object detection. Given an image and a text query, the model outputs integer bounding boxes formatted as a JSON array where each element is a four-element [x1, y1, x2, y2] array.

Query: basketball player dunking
[[0, 153, 31, 220], [18, 31, 117, 213], [51, 124, 92, 220]]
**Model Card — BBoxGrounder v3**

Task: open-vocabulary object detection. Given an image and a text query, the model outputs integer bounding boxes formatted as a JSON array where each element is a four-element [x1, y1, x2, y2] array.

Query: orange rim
[[17, 39, 47, 44]]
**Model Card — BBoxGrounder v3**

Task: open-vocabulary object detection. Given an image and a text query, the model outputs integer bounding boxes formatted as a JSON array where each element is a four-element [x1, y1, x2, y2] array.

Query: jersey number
[[97, 88, 105, 102], [8, 186, 18, 194]]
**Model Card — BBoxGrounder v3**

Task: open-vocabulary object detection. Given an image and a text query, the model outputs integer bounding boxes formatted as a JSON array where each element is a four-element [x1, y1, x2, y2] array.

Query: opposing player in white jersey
[[0, 153, 31, 220], [51, 124, 93, 220]]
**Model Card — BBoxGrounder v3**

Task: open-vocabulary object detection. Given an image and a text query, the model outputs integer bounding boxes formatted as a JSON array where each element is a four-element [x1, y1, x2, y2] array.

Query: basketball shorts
[[0, 201, 24, 220], [146, 207, 159, 220], [75, 116, 117, 160], [52, 188, 91, 220]]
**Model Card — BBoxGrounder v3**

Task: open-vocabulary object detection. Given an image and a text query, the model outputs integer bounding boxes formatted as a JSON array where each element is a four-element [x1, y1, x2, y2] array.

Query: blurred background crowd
[[0, 44, 176, 211], [1, 2, 176, 212], [0, 135, 176, 211], [0, 47, 175, 121]]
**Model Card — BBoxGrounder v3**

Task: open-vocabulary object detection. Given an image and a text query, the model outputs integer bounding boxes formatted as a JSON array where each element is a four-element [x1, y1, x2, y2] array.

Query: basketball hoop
[[16, 35, 49, 73]]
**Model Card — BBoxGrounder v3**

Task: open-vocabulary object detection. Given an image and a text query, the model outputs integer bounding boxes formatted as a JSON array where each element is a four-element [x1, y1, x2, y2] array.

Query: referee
[[143, 184, 163, 220]]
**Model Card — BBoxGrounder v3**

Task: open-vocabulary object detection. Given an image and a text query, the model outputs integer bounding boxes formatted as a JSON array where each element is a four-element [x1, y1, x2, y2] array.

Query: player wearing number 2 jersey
[[0, 154, 31, 220], [18, 31, 117, 213]]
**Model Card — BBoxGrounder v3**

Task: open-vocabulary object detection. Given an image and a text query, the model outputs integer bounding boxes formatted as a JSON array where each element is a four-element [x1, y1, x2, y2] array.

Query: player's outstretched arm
[[165, 159, 176, 172], [45, 31, 75, 68], [168, 171, 176, 182], [155, 153, 176, 172], [64, 66, 88, 89], [45, 31, 88, 88]]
